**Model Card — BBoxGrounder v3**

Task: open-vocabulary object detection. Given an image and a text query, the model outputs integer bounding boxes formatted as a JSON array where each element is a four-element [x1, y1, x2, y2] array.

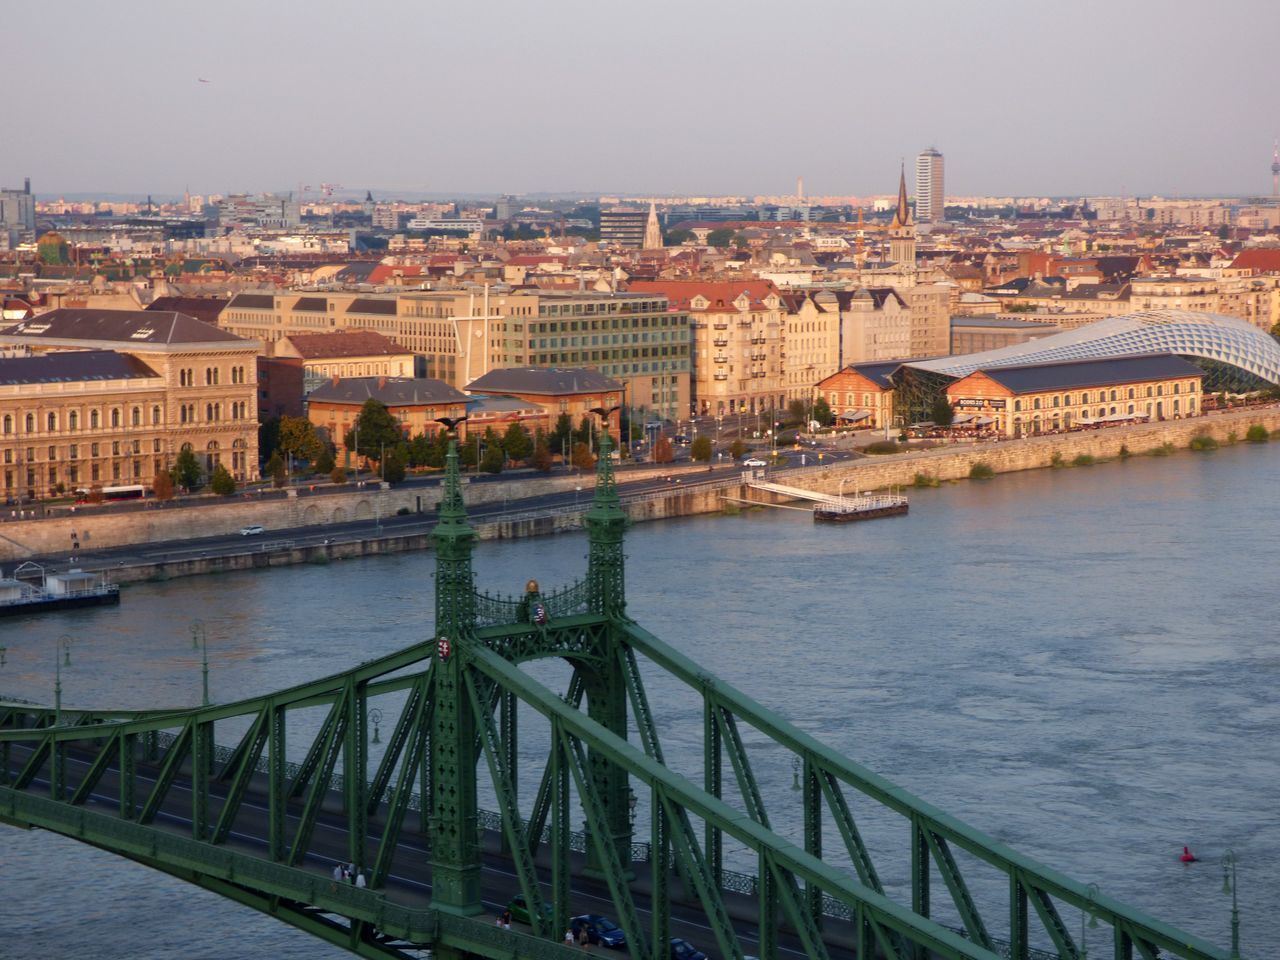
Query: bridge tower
[[429, 435, 481, 914], [581, 428, 634, 876]]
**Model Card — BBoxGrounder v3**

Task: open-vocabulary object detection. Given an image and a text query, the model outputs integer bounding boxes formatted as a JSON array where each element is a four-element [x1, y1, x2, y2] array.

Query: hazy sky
[[7, 0, 1279, 199]]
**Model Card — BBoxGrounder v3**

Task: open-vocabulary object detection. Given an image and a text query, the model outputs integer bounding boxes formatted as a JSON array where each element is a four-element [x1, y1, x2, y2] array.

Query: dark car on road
[[570, 914, 626, 948], [671, 938, 707, 960], [506, 893, 552, 926]]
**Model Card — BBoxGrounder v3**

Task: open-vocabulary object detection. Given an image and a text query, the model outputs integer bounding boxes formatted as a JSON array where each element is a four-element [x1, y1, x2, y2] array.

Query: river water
[[2, 445, 1277, 959]]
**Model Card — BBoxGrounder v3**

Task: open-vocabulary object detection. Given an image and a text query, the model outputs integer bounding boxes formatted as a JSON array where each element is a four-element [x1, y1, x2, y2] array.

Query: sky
[[6, 0, 1280, 200]]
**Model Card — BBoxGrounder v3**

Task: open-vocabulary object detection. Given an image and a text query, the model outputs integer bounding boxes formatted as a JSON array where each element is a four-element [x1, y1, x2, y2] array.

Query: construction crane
[[320, 183, 342, 198]]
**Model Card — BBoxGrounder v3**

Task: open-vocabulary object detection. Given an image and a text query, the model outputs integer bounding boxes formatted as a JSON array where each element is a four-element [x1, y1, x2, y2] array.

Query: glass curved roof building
[[910, 310, 1280, 387]]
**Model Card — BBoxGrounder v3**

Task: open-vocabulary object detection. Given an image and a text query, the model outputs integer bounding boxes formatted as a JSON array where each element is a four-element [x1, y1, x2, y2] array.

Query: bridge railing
[[0, 786, 571, 960], [621, 620, 1228, 960]]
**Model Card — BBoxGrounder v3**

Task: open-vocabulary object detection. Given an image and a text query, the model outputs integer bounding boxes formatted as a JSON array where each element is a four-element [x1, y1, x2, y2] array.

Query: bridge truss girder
[[0, 432, 1232, 960]]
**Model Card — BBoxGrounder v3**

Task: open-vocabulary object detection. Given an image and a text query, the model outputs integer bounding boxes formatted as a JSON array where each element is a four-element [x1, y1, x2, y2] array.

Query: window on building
[[152, 406, 161, 425], [2, 415, 10, 435], [131, 407, 141, 427], [47, 413, 57, 432], [111, 409, 121, 428], [91, 410, 100, 429], [25, 413, 34, 433], [69, 411, 78, 431]]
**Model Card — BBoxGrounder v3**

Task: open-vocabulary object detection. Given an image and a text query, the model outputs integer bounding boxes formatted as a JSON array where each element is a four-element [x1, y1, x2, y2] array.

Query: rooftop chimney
[[331, 375, 340, 387], [378, 376, 388, 389]]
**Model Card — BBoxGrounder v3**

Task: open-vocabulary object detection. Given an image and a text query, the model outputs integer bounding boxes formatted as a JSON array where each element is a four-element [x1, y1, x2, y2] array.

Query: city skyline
[[7, 0, 1279, 199]]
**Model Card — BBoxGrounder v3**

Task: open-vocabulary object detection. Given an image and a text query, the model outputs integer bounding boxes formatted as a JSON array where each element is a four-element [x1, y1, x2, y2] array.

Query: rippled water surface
[[3, 445, 1277, 958]]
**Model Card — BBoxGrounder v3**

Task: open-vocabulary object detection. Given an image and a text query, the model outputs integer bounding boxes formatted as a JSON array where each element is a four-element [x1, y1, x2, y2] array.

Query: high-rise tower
[[1272, 141, 1279, 198], [914, 147, 945, 224]]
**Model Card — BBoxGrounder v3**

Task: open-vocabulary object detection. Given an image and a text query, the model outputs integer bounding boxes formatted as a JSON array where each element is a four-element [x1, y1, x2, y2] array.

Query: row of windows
[[1011, 380, 1198, 412], [538, 300, 667, 317], [177, 366, 249, 387], [4, 438, 256, 494], [5, 460, 157, 490], [177, 402, 251, 424], [1013, 397, 1196, 425], [3, 406, 163, 434], [4, 438, 162, 463], [534, 332, 685, 349]]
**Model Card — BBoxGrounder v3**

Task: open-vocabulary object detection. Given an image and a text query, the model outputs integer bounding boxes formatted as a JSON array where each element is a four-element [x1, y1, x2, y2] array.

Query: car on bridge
[[506, 893, 552, 927], [570, 914, 626, 948], [239, 524, 265, 536], [741, 457, 767, 468], [670, 938, 707, 960]]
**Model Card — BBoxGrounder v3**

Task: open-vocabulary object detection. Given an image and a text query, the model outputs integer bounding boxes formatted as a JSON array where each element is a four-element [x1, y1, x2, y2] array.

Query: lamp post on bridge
[[191, 619, 210, 707], [1221, 849, 1241, 960], [52, 635, 73, 801], [54, 635, 73, 728], [1080, 882, 1099, 960]]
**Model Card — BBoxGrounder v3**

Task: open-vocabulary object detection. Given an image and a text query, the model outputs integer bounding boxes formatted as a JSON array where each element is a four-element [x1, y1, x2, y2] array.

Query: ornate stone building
[[0, 309, 260, 498]]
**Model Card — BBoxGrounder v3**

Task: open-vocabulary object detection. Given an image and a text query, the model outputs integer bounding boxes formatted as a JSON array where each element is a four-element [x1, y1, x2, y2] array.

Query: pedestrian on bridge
[[355, 871, 366, 889], [332, 864, 344, 884]]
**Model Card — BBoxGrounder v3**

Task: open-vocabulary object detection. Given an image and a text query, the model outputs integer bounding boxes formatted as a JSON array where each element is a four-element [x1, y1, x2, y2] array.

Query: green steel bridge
[[0, 431, 1232, 960]]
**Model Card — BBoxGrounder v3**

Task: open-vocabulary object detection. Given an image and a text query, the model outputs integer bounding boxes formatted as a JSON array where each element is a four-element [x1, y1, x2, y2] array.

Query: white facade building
[[915, 148, 945, 225]]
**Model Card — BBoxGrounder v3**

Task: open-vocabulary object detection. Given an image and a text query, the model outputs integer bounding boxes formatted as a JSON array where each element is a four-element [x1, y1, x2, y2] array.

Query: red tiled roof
[[627, 279, 779, 312], [366, 264, 425, 284], [1229, 249, 1280, 273]]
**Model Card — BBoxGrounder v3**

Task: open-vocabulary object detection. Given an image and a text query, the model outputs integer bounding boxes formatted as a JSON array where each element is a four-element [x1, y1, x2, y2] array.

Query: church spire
[[643, 201, 663, 250], [891, 164, 913, 229]]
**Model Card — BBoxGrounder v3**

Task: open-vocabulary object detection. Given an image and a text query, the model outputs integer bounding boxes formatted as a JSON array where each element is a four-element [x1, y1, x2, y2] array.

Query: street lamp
[[1221, 850, 1240, 960], [791, 755, 802, 792], [369, 707, 383, 745], [627, 787, 638, 831], [191, 619, 210, 707], [54, 635, 73, 728], [1080, 882, 1099, 960]]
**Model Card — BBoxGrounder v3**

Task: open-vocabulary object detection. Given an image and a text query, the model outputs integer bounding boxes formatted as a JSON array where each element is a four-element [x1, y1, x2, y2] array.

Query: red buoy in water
[[1180, 846, 1197, 863]]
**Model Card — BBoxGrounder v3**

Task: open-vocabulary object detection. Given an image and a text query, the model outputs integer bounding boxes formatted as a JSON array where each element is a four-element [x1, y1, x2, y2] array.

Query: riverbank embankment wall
[[2, 408, 1276, 573]]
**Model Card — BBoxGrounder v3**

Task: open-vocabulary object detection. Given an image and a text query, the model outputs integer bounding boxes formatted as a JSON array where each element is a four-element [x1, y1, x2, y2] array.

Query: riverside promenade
[[3, 405, 1278, 584]]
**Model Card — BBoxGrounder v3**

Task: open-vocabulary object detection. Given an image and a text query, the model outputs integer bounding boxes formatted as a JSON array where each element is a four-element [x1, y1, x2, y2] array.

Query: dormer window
[[691, 296, 708, 310]]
